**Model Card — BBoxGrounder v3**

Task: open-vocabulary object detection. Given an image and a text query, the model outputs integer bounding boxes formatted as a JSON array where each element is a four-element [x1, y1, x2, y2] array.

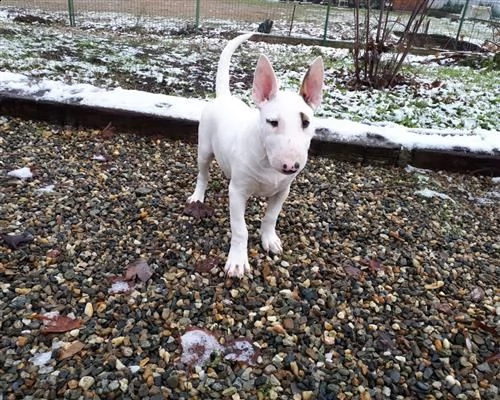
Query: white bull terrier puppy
[[188, 33, 324, 277]]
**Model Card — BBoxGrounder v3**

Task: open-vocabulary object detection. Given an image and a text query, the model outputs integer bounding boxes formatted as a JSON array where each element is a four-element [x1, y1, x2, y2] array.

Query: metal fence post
[[195, 0, 201, 29], [323, 0, 332, 45], [455, 0, 471, 48], [67, 0, 75, 27]]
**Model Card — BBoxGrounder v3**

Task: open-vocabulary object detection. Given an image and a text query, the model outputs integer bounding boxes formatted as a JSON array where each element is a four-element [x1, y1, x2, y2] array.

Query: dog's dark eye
[[302, 119, 310, 129], [266, 119, 278, 128]]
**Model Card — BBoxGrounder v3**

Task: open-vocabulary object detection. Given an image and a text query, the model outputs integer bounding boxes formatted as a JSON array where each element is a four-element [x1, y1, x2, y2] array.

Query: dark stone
[[414, 381, 430, 393], [165, 374, 179, 390]]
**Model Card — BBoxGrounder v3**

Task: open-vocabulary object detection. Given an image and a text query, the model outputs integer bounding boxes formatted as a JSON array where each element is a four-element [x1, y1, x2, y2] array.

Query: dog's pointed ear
[[252, 55, 279, 107], [300, 56, 324, 110]]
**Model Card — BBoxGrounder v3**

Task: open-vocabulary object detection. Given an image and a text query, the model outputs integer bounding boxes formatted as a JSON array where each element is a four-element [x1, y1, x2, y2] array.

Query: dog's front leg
[[260, 186, 290, 255], [225, 182, 251, 277]]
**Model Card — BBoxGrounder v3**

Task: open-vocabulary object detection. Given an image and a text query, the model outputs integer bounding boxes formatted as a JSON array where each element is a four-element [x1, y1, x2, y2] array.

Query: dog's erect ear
[[252, 55, 279, 107], [299, 57, 324, 110]]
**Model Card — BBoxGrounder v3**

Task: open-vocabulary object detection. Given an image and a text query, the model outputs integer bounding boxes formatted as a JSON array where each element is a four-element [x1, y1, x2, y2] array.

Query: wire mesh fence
[[1, 1, 499, 47]]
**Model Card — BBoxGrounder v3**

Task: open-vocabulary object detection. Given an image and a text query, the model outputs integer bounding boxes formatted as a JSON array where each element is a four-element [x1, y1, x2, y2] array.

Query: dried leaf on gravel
[[97, 122, 116, 140], [360, 258, 383, 273], [194, 257, 221, 273], [125, 258, 153, 282], [373, 331, 396, 352], [58, 340, 85, 360], [468, 287, 485, 303], [35, 314, 83, 334], [435, 302, 453, 314], [473, 319, 498, 336], [183, 201, 214, 219], [1, 232, 34, 249], [485, 352, 500, 363], [343, 264, 363, 279]]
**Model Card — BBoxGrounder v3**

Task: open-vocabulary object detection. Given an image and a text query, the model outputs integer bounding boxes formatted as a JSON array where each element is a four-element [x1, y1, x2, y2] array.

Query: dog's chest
[[252, 173, 294, 198]]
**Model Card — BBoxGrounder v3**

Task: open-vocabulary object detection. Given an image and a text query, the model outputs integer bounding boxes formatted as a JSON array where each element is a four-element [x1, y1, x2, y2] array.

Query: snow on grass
[[0, 69, 497, 153], [0, 8, 499, 137]]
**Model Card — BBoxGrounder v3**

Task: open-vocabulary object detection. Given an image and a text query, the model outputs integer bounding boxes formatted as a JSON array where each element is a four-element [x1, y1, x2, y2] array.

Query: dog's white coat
[[188, 33, 324, 277]]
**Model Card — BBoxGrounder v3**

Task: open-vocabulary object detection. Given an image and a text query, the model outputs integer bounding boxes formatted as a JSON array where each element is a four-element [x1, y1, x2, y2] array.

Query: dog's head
[[252, 54, 324, 175]]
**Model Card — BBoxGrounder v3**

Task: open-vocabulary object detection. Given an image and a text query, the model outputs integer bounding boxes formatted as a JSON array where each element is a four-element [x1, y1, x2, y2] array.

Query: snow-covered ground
[[0, 7, 498, 152], [1, 70, 498, 154]]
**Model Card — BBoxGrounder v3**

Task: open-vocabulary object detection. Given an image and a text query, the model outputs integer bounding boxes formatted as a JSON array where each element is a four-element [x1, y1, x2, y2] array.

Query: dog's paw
[[187, 193, 204, 204], [225, 250, 250, 278], [261, 230, 283, 254]]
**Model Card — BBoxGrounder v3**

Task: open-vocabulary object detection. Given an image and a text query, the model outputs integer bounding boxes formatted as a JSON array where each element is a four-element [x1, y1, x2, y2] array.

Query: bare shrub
[[350, 0, 433, 89]]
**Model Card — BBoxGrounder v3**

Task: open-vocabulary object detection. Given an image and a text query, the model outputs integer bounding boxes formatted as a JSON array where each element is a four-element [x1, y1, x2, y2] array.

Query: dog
[[187, 33, 324, 277]]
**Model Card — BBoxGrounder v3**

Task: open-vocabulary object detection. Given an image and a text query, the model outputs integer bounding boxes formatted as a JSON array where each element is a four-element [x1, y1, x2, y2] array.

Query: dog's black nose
[[282, 162, 300, 174]]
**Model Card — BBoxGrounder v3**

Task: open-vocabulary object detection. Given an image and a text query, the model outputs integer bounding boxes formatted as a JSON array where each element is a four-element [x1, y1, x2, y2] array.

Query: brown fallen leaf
[[194, 257, 220, 273], [125, 258, 153, 282], [359, 258, 383, 273], [485, 352, 500, 363], [59, 340, 85, 360], [343, 264, 362, 279], [2, 232, 34, 249], [35, 314, 83, 334], [473, 319, 498, 336], [97, 122, 116, 140], [262, 262, 271, 279], [468, 287, 485, 303], [435, 302, 453, 315], [46, 249, 61, 258], [183, 201, 214, 219]]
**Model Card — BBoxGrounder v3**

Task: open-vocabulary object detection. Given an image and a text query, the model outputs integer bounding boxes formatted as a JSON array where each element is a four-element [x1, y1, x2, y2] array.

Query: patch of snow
[[180, 329, 224, 368], [224, 339, 257, 365], [37, 184, 55, 193], [42, 311, 60, 319], [108, 280, 132, 294], [29, 351, 52, 366], [415, 188, 455, 202], [7, 166, 33, 179], [492, 177, 500, 184], [405, 165, 430, 174]]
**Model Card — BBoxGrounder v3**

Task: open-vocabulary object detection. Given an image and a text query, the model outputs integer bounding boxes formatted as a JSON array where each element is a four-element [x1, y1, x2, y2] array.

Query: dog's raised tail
[[215, 33, 254, 98]]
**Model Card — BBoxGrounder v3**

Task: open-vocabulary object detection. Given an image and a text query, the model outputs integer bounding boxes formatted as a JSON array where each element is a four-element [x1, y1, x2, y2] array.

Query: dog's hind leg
[[260, 186, 290, 254]]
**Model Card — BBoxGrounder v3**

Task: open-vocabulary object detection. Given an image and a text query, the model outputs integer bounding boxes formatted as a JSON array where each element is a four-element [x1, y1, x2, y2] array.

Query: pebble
[[78, 376, 95, 390], [0, 116, 498, 400]]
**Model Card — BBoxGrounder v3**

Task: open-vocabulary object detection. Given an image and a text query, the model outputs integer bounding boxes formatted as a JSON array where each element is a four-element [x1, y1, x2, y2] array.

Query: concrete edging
[[1, 92, 499, 175]]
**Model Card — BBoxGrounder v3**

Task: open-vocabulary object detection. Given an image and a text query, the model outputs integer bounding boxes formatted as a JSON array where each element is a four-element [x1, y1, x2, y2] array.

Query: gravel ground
[[0, 116, 499, 399]]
